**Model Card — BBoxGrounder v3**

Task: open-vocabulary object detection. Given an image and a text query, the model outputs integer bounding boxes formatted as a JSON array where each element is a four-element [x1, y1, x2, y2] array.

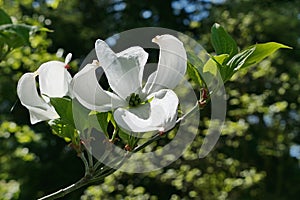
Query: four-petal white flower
[[72, 35, 187, 133], [17, 54, 73, 124]]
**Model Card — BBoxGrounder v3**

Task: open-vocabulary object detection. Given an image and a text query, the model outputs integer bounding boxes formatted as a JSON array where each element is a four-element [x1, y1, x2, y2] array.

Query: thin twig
[[79, 153, 89, 176], [37, 177, 89, 200], [86, 128, 93, 168]]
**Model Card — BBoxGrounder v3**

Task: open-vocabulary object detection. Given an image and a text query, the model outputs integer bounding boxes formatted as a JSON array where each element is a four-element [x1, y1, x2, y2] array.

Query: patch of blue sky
[[247, 115, 260, 124], [290, 144, 300, 159], [113, 2, 126, 12], [141, 10, 152, 19]]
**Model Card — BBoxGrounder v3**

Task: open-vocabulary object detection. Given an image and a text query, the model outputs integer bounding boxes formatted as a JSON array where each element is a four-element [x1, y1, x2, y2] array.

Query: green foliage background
[[0, 0, 299, 199]]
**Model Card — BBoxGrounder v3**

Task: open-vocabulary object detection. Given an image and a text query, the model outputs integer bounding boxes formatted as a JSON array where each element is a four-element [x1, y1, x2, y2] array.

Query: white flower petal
[[17, 73, 59, 124], [28, 106, 59, 124], [66, 71, 74, 98], [141, 71, 156, 98], [65, 53, 72, 64], [95, 39, 148, 99], [114, 89, 179, 132], [145, 34, 187, 94], [37, 61, 72, 101], [72, 62, 125, 112]]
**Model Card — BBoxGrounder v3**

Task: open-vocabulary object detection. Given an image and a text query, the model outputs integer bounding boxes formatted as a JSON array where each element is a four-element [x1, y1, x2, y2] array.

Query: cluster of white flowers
[[17, 34, 187, 133]]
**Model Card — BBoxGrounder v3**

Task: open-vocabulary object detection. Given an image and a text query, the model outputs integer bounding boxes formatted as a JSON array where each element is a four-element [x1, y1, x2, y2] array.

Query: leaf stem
[[79, 153, 89, 176], [86, 128, 93, 168]]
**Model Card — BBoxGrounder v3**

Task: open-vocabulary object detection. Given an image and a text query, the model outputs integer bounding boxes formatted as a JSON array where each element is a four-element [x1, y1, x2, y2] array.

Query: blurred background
[[0, 0, 299, 199]]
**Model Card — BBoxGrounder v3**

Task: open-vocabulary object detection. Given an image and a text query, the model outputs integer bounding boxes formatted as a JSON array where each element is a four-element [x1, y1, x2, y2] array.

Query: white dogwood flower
[[72, 35, 187, 133], [17, 53, 72, 124]]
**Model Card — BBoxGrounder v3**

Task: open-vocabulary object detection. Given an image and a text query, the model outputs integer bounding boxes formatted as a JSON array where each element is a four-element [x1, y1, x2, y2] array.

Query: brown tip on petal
[[92, 60, 100, 66], [152, 35, 160, 43], [158, 127, 165, 136], [64, 64, 71, 69]]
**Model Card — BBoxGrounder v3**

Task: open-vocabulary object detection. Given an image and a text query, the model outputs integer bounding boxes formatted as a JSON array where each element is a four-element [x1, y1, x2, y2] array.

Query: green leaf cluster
[[210, 23, 291, 82], [0, 8, 50, 61], [187, 23, 291, 87]]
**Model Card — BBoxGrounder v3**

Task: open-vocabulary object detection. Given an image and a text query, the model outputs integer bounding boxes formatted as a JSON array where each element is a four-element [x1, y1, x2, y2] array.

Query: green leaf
[[202, 57, 222, 88], [46, 0, 61, 9], [0, 9, 12, 25], [227, 47, 256, 71], [96, 112, 110, 138], [0, 24, 36, 48], [128, 135, 139, 149], [203, 58, 218, 76], [50, 119, 78, 143], [118, 129, 139, 149], [37, 27, 54, 32], [0, 9, 51, 61], [187, 51, 206, 67], [72, 99, 102, 133], [241, 42, 292, 68], [50, 97, 74, 126], [187, 62, 204, 87], [50, 98, 103, 143], [118, 129, 130, 143], [107, 112, 117, 129], [186, 51, 207, 87], [210, 54, 231, 81], [211, 23, 238, 59]]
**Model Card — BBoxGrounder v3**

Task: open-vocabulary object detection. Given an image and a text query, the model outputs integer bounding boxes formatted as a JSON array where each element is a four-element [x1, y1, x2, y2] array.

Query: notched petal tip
[[152, 35, 161, 43], [37, 60, 72, 99], [92, 60, 100, 66], [152, 34, 183, 46], [95, 39, 108, 49], [145, 34, 187, 94]]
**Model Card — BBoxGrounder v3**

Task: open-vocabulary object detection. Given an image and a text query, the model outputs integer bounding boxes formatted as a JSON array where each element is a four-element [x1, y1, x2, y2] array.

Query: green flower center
[[128, 93, 141, 107]]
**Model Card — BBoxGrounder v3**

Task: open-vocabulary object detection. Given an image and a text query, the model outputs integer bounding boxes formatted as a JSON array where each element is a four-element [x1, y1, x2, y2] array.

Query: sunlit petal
[[72, 62, 125, 112], [114, 89, 178, 132], [95, 39, 148, 99], [64, 53, 72, 64], [141, 71, 156, 98], [144, 34, 187, 94], [37, 61, 72, 102], [27, 106, 59, 124], [17, 73, 59, 124]]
